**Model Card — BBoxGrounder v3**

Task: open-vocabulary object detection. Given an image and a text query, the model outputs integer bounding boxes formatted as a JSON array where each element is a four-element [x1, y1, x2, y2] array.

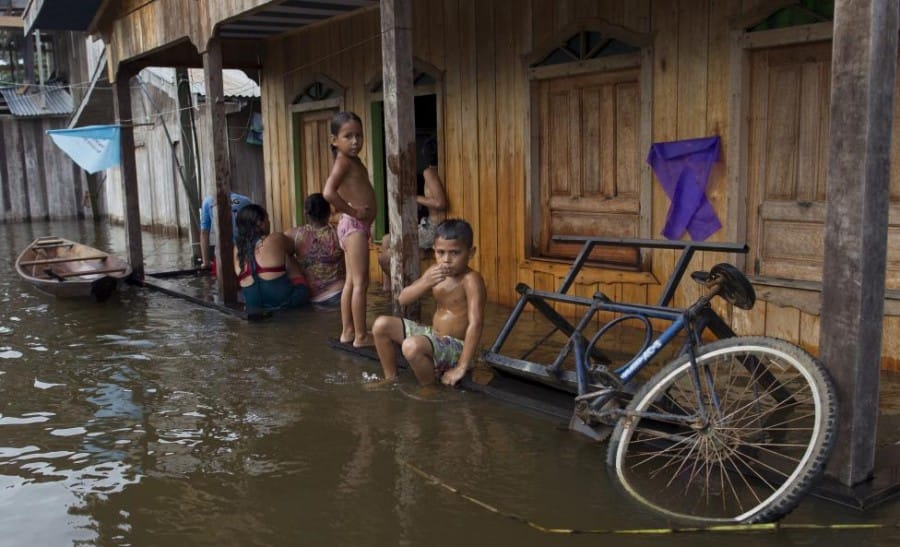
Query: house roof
[[0, 84, 72, 117], [23, 0, 103, 35], [140, 67, 260, 100], [219, 0, 377, 39]]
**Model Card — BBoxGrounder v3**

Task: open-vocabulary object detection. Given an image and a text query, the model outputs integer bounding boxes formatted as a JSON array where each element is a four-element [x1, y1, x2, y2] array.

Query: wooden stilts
[[820, 0, 898, 486], [380, 0, 419, 318], [203, 36, 238, 306], [113, 64, 144, 280]]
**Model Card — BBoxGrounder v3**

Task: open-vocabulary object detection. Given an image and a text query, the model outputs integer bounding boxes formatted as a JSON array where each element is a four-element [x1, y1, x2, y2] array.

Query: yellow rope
[[398, 459, 888, 535]]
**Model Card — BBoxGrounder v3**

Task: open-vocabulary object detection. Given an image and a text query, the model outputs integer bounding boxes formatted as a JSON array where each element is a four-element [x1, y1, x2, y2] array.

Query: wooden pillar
[[113, 65, 144, 280], [380, 0, 419, 317], [176, 67, 201, 248], [820, 0, 898, 486], [203, 37, 238, 305]]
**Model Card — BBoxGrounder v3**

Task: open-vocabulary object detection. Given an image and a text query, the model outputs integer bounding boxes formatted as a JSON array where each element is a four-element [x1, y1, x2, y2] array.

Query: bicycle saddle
[[691, 263, 756, 310]]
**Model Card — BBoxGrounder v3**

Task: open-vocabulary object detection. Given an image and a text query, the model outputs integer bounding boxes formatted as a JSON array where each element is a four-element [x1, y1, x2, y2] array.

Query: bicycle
[[564, 262, 838, 524]]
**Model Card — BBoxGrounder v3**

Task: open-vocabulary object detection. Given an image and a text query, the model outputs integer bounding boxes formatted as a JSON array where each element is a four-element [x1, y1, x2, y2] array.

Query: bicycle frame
[[482, 237, 748, 394]]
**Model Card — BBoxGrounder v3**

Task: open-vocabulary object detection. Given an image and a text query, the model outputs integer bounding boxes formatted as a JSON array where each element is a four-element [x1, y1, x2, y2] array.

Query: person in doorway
[[377, 137, 448, 291], [285, 193, 345, 308], [369, 219, 486, 388], [199, 191, 251, 270], [323, 111, 377, 347], [233, 203, 309, 310]]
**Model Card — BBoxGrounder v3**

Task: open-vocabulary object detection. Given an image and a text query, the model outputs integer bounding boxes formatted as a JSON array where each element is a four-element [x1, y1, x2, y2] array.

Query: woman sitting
[[285, 193, 345, 308], [234, 204, 309, 310]]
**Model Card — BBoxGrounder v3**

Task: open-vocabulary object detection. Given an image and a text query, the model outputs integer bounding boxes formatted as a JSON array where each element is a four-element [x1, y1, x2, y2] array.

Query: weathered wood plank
[[647, 0, 679, 309], [820, 0, 897, 486], [381, 0, 419, 311], [203, 37, 238, 304], [476, 0, 499, 303], [114, 67, 145, 279]]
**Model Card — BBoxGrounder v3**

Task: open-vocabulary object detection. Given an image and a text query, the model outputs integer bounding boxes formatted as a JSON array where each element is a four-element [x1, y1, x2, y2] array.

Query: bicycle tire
[[606, 336, 837, 524]]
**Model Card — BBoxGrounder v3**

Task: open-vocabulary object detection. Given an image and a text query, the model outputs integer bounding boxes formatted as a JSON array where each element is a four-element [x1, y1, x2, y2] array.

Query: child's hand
[[441, 366, 467, 386], [423, 264, 449, 287]]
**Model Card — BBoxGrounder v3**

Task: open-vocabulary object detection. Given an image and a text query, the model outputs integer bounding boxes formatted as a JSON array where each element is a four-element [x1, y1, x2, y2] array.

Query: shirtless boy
[[370, 219, 486, 387], [323, 111, 377, 347]]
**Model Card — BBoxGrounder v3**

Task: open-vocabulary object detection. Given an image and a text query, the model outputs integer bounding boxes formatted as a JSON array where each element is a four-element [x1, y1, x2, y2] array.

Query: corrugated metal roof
[[0, 85, 72, 117], [140, 67, 260, 100]]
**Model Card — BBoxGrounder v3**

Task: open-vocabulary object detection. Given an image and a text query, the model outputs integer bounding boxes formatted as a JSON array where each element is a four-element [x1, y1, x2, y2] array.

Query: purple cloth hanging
[[647, 136, 722, 241]]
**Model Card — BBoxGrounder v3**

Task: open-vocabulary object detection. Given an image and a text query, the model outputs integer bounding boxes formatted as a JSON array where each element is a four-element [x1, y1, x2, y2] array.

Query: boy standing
[[370, 219, 486, 387]]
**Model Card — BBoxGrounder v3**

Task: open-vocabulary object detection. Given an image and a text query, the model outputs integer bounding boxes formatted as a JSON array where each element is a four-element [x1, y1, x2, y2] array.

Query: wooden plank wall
[[256, 0, 899, 370], [0, 117, 90, 222], [103, 80, 264, 235]]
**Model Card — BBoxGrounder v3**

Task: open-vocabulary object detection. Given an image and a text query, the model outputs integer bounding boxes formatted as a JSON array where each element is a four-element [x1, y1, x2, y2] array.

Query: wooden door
[[748, 42, 831, 282], [536, 69, 641, 266], [298, 108, 336, 199], [748, 42, 900, 287]]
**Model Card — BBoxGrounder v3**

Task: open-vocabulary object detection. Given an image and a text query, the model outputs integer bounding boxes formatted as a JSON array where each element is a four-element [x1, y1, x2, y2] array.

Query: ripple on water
[[34, 379, 65, 390], [50, 427, 88, 437], [0, 349, 23, 359], [0, 412, 54, 425]]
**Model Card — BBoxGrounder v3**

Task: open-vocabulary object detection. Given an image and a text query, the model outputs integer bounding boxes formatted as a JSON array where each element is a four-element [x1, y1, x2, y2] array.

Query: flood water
[[1, 219, 899, 546]]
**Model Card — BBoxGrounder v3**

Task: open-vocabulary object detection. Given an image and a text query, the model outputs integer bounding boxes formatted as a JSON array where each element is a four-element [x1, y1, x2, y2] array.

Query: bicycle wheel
[[606, 336, 837, 524]]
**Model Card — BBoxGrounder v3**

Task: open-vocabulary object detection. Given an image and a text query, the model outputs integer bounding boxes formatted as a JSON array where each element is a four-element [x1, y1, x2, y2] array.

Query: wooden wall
[[104, 78, 264, 235], [254, 0, 899, 370], [0, 117, 92, 222], [255, 0, 900, 369]]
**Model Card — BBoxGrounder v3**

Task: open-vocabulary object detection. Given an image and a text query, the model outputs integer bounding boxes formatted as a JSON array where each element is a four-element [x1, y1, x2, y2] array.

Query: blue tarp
[[46, 125, 121, 174]]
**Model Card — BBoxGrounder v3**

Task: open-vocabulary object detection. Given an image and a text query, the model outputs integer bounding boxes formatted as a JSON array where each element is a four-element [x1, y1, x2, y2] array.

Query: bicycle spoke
[[610, 337, 836, 523]]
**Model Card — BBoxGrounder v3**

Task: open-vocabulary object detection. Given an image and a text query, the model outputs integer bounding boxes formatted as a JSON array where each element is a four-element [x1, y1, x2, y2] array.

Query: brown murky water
[[1, 219, 899, 546]]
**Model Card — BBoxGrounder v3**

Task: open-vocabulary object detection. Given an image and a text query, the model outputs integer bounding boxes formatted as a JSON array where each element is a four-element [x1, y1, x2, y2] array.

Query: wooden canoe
[[15, 236, 132, 301]]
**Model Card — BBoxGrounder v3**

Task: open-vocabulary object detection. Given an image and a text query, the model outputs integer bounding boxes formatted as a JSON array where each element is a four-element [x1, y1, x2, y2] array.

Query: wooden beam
[[113, 65, 144, 280], [820, 0, 898, 486], [176, 67, 201, 250], [380, 0, 418, 317], [203, 36, 239, 306], [0, 16, 23, 28]]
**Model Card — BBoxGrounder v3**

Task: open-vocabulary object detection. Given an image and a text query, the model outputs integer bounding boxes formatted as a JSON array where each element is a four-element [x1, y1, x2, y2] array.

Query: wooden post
[[113, 65, 144, 280], [203, 36, 239, 305], [380, 0, 419, 317], [820, 0, 898, 486], [176, 67, 201, 250]]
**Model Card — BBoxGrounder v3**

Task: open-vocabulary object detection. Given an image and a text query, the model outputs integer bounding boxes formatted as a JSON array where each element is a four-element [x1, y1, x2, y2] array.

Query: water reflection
[[0, 220, 898, 546]]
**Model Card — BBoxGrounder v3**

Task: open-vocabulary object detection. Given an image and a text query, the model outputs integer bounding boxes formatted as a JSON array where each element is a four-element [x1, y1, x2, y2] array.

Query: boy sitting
[[370, 219, 486, 387]]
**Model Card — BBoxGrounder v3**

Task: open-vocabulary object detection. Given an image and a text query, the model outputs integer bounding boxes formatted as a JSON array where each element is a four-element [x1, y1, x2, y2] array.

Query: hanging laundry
[[647, 135, 722, 241]]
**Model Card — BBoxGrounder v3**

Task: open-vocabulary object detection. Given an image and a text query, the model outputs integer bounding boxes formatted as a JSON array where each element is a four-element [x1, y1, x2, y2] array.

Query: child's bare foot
[[363, 376, 398, 391], [353, 333, 375, 348], [339, 330, 355, 344]]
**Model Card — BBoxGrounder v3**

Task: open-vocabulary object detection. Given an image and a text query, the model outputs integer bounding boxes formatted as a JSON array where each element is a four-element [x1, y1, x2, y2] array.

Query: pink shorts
[[337, 214, 371, 251]]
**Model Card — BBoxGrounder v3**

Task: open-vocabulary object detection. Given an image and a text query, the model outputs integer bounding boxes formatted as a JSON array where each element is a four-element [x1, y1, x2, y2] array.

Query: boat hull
[[15, 236, 132, 301]]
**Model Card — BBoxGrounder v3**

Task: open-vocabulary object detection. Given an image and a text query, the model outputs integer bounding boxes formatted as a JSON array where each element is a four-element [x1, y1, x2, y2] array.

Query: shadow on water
[[0, 220, 899, 546]]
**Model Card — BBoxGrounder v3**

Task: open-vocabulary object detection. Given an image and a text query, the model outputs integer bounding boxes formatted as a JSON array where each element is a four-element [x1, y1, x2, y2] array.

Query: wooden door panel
[[750, 43, 831, 281], [299, 109, 335, 198], [537, 68, 640, 264], [750, 42, 900, 289]]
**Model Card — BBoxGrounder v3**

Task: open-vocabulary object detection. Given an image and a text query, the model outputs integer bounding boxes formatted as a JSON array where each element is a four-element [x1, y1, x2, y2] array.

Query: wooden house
[[23, 0, 898, 487]]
